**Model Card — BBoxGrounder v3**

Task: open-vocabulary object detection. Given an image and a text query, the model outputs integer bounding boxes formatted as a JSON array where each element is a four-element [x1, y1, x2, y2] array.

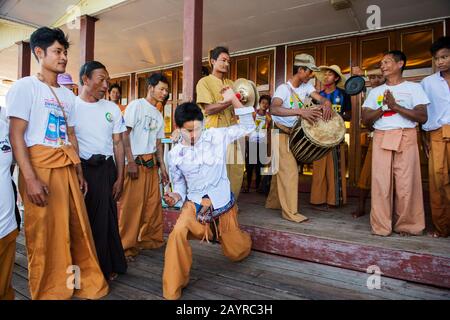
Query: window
[[256, 55, 270, 92], [324, 43, 351, 74], [401, 31, 433, 70], [236, 59, 249, 79], [360, 37, 390, 70]]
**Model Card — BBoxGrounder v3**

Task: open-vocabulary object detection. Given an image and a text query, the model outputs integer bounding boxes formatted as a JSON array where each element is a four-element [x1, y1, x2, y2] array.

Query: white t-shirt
[[421, 72, 450, 131], [249, 113, 268, 143], [0, 119, 17, 239], [0, 106, 7, 123], [6, 76, 75, 147], [71, 97, 126, 160], [271, 81, 316, 128], [123, 98, 164, 157], [363, 81, 430, 130]]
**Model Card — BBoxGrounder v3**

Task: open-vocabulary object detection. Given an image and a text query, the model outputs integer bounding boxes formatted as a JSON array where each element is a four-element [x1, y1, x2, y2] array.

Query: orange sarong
[[118, 161, 164, 257], [428, 127, 450, 237], [370, 129, 425, 236], [0, 229, 18, 300], [162, 202, 251, 300], [18, 145, 109, 300]]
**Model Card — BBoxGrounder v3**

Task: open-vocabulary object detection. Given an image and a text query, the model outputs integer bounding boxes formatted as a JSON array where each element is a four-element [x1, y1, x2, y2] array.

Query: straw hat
[[316, 65, 347, 89]]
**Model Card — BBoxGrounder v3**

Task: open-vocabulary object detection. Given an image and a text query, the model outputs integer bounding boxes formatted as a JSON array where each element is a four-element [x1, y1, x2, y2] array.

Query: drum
[[289, 110, 346, 164]]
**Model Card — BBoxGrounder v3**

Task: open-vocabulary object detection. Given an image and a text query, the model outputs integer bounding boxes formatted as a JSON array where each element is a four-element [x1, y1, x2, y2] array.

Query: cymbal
[[233, 78, 259, 108], [345, 75, 366, 96]]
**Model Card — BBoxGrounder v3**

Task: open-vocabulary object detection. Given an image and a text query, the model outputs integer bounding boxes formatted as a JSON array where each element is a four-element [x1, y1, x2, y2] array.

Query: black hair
[[209, 46, 230, 62], [201, 66, 210, 77], [79, 61, 107, 85], [30, 27, 69, 61], [147, 73, 169, 87], [293, 65, 309, 75], [174, 102, 204, 128], [324, 69, 341, 83], [259, 95, 271, 103], [108, 83, 121, 94], [384, 50, 407, 72], [430, 36, 450, 56]]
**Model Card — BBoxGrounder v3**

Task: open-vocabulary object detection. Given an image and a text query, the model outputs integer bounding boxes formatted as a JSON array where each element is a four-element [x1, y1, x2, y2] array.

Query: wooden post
[[17, 41, 31, 79], [182, 0, 203, 102], [130, 73, 136, 101], [275, 45, 286, 88], [80, 15, 97, 65]]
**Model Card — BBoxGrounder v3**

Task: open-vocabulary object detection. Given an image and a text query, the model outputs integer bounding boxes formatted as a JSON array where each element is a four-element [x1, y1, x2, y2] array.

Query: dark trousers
[[245, 140, 265, 190], [81, 156, 127, 277]]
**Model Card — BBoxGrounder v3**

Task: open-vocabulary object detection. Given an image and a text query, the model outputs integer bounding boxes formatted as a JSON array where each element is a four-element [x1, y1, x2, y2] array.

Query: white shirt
[[271, 81, 316, 128], [72, 97, 126, 160], [363, 81, 430, 131], [0, 119, 17, 239], [124, 98, 164, 157], [249, 113, 268, 143], [0, 106, 7, 123], [6, 76, 76, 148], [421, 72, 450, 131], [168, 107, 255, 209]]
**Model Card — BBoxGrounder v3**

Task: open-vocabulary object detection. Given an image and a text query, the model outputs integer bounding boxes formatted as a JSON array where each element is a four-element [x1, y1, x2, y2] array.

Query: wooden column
[[130, 73, 136, 101], [17, 41, 31, 79], [182, 0, 203, 102], [275, 45, 286, 88], [80, 15, 97, 65]]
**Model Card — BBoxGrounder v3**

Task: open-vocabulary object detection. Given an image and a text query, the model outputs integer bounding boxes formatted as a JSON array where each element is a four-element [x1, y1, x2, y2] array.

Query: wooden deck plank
[[13, 241, 450, 300], [190, 242, 450, 300], [12, 232, 450, 300], [136, 249, 306, 300], [138, 241, 449, 300], [11, 273, 31, 300]]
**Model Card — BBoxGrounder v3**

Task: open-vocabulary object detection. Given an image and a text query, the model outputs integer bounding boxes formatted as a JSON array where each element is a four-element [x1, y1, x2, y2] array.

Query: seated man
[[162, 88, 255, 300]]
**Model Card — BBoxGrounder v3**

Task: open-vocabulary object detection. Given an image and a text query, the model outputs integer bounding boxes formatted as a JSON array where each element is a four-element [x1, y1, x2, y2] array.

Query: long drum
[[289, 111, 346, 164]]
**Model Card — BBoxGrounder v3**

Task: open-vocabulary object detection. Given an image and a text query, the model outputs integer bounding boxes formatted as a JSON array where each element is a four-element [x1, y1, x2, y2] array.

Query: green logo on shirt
[[105, 112, 113, 123]]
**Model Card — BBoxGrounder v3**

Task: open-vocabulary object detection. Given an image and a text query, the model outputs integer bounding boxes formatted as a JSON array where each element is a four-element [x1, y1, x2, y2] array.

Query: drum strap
[[286, 84, 305, 109]]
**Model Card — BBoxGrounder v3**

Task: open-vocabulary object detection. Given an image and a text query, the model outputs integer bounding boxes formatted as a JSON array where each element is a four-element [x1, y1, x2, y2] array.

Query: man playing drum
[[310, 65, 351, 208], [265, 53, 333, 223]]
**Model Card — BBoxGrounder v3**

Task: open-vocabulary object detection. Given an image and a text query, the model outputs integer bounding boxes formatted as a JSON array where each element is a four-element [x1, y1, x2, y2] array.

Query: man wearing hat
[[57, 73, 77, 92], [310, 65, 351, 208], [265, 53, 332, 223]]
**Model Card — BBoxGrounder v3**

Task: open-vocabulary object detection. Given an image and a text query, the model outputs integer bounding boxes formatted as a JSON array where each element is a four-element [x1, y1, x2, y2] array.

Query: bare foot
[[399, 231, 411, 237], [352, 210, 366, 218], [427, 231, 446, 238], [109, 273, 118, 281]]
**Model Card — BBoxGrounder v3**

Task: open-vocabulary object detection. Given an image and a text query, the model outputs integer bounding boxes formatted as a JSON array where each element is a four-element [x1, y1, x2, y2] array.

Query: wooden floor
[[237, 192, 450, 259], [12, 233, 450, 300], [162, 191, 450, 288]]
